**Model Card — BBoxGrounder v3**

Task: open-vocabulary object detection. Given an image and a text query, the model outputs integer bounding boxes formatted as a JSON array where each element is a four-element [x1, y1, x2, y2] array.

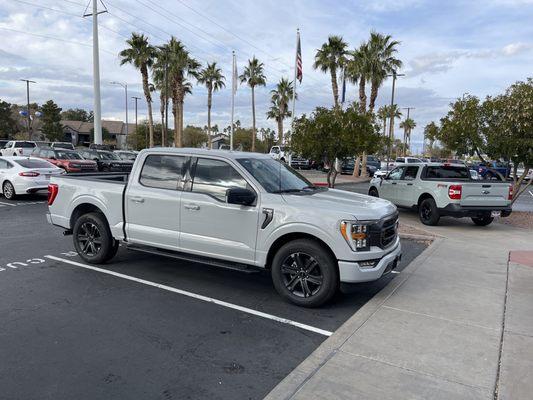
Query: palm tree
[[400, 118, 416, 156], [367, 32, 402, 112], [153, 44, 171, 146], [388, 104, 403, 141], [167, 37, 200, 148], [240, 57, 266, 152], [197, 62, 225, 148], [119, 33, 157, 147], [377, 106, 389, 135], [346, 42, 372, 112], [268, 78, 295, 143], [313, 35, 348, 107]]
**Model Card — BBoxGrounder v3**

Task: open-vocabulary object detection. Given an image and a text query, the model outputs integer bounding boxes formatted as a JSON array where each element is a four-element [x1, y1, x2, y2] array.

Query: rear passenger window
[[403, 166, 419, 180], [192, 158, 249, 202], [140, 155, 185, 190]]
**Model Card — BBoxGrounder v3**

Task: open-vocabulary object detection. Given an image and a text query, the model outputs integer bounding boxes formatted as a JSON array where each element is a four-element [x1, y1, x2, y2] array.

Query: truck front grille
[[369, 213, 398, 249]]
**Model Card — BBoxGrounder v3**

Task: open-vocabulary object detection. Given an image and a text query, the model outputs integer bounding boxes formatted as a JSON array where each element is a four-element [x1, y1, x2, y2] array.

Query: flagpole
[[290, 28, 299, 144], [230, 50, 235, 151]]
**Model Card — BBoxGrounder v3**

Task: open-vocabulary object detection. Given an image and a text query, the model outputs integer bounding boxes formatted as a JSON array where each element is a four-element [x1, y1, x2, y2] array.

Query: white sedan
[[0, 156, 64, 200]]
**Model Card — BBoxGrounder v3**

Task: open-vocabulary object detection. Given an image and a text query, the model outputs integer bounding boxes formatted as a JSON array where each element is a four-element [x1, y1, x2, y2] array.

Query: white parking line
[[45, 255, 333, 337], [0, 201, 16, 206]]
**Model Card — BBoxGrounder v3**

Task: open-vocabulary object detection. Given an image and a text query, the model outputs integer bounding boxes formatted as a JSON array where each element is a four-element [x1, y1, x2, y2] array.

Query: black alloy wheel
[[77, 221, 103, 257], [419, 197, 440, 226], [281, 252, 323, 298], [271, 239, 338, 307]]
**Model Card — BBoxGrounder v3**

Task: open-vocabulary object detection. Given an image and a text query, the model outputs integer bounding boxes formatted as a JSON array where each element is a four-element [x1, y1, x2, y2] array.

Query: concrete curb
[[265, 236, 446, 400]]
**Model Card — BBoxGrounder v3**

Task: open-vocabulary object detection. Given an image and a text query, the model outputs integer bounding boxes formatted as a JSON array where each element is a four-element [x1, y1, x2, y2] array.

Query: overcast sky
[[1, 0, 532, 152]]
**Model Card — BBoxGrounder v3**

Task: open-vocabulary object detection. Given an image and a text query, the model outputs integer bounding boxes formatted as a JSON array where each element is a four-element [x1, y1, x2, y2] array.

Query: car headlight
[[70, 163, 81, 168], [340, 221, 373, 251]]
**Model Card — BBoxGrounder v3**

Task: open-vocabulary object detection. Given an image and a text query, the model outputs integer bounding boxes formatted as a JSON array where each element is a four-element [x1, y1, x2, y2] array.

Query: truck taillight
[[19, 171, 40, 177], [448, 184, 462, 200], [508, 185, 513, 200], [48, 184, 59, 206], [18, 149, 22, 154]]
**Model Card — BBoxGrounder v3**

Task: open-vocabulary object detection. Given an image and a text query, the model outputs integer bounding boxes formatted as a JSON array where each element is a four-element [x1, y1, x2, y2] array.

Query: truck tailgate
[[460, 183, 510, 207]]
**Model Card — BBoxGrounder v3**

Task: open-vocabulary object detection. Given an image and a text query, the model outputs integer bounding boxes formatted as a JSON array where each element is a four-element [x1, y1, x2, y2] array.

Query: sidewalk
[[266, 213, 533, 400], [299, 169, 371, 186]]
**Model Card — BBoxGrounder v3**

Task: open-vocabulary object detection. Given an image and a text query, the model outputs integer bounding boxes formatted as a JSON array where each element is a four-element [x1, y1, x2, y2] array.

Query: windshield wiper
[[272, 188, 304, 194]]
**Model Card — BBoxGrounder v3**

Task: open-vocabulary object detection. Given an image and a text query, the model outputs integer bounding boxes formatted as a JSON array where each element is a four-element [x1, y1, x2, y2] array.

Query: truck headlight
[[340, 221, 372, 251]]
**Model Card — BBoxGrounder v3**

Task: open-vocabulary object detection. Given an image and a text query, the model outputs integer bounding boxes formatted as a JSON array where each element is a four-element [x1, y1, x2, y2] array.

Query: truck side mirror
[[226, 187, 256, 206]]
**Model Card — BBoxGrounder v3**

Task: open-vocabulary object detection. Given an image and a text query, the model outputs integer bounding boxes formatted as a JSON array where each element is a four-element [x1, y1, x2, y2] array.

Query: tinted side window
[[403, 166, 419, 180], [0, 159, 8, 169], [424, 166, 470, 180], [140, 155, 185, 190], [192, 158, 248, 202]]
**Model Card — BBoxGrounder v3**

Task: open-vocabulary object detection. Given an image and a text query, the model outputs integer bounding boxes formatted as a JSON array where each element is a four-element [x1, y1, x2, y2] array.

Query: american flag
[[296, 33, 302, 83]]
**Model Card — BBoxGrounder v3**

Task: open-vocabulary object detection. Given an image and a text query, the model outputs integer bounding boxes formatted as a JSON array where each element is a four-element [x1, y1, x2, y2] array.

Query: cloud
[[502, 42, 533, 55]]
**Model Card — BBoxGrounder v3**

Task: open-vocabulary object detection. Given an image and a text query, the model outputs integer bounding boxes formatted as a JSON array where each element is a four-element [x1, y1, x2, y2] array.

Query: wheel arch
[[70, 203, 109, 230], [417, 192, 435, 207], [265, 232, 338, 271]]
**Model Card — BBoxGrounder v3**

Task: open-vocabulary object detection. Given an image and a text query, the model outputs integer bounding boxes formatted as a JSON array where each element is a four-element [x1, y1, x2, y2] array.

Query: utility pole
[[84, 0, 107, 145], [20, 79, 35, 140], [132, 96, 141, 146], [163, 49, 169, 147], [111, 82, 128, 148], [386, 71, 405, 171], [402, 107, 415, 156]]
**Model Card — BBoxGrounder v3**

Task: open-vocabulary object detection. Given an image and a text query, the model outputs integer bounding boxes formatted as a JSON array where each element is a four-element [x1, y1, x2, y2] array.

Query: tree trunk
[[251, 85, 256, 152], [382, 117, 387, 136], [369, 79, 379, 112], [512, 167, 532, 205], [160, 91, 165, 147], [207, 87, 212, 149], [277, 117, 283, 144], [358, 78, 366, 113], [330, 68, 339, 107], [141, 66, 154, 148], [172, 87, 179, 148], [361, 151, 368, 178], [175, 81, 184, 148], [179, 99, 184, 148], [403, 127, 407, 156], [353, 156, 361, 177]]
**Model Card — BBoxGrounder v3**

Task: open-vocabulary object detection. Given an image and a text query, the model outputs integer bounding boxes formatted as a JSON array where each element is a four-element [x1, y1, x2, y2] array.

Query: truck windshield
[[56, 151, 82, 160], [424, 166, 471, 180], [98, 152, 120, 161], [237, 157, 317, 193]]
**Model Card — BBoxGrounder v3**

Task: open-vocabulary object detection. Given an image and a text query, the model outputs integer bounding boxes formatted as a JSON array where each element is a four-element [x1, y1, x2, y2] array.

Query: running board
[[126, 244, 261, 274]]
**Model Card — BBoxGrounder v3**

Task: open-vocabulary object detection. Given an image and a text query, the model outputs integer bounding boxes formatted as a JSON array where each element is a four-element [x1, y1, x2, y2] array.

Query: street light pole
[[111, 81, 128, 148], [84, 0, 107, 145], [20, 79, 35, 140], [386, 71, 405, 171]]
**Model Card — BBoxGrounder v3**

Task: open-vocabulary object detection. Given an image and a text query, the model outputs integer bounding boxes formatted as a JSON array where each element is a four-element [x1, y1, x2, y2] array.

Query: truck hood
[[282, 188, 397, 221]]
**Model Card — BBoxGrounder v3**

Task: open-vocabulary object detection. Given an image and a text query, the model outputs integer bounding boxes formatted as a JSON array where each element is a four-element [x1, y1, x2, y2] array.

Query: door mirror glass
[[226, 187, 256, 206]]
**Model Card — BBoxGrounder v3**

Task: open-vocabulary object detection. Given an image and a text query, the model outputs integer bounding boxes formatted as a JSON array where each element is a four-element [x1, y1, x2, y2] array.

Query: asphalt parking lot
[[0, 193, 427, 400]]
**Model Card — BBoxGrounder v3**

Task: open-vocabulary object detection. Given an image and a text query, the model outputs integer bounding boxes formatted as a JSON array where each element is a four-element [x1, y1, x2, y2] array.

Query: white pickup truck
[[47, 148, 401, 307], [1, 140, 36, 157], [369, 163, 512, 226]]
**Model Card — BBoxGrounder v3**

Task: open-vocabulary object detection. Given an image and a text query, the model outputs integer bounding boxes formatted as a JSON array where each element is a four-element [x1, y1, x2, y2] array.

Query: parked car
[[269, 145, 289, 162], [32, 147, 98, 173], [0, 156, 63, 200], [290, 155, 311, 169], [513, 167, 533, 181], [89, 143, 114, 151], [0, 140, 10, 149], [475, 161, 511, 180], [366, 155, 381, 170], [0, 141, 36, 157], [114, 150, 138, 161], [79, 149, 133, 172], [440, 158, 466, 166], [369, 163, 512, 226], [51, 142, 75, 150], [47, 148, 401, 307], [340, 158, 378, 176]]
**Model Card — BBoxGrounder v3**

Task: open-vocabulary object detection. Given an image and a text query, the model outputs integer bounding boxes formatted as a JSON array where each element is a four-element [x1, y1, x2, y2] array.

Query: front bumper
[[338, 241, 402, 283], [439, 204, 512, 218]]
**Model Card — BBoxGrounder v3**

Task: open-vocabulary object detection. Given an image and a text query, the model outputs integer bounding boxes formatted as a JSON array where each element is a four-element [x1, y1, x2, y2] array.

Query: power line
[[0, 26, 115, 55]]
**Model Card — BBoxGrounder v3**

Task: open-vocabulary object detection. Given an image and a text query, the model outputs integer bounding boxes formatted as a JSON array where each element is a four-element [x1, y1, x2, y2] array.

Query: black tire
[[2, 181, 16, 200], [419, 197, 440, 226], [471, 216, 494, 226], [368, 187, 379, 197], [271, 239, 339, 307], [73, 212, 117, 264]]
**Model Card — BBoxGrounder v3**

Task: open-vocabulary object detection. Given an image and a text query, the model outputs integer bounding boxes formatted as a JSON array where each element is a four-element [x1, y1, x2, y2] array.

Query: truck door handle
[[130, 196, 145, 203], [407, 183, 413, 186], [391, 182, 397, 185], [185, 204, 200, 211]]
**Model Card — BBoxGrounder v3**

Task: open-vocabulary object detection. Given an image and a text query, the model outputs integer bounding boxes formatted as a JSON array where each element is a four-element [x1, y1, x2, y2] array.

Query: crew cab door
[[125, 153, 186, 250], [396, 166, 419, 207], [179, 157, 260, 264], [380, 166, 405, 204]]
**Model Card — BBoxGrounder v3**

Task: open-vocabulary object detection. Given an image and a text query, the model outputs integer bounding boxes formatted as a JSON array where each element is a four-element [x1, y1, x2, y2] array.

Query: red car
[[32, 147, 98, 173]]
